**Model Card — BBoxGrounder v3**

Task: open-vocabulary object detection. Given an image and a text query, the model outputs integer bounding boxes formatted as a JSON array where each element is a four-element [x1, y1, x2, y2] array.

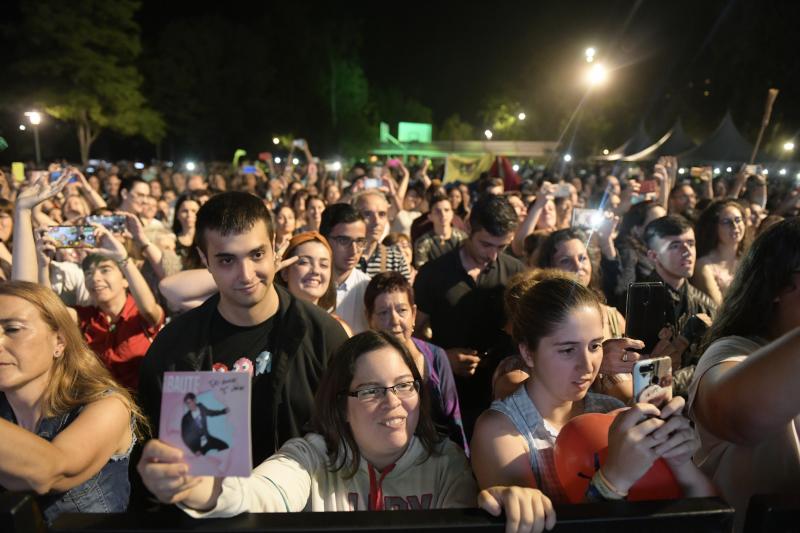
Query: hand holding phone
[[625, 282, 668, 355], [46, 226, 97, 248], [632, 356, 673, 408]]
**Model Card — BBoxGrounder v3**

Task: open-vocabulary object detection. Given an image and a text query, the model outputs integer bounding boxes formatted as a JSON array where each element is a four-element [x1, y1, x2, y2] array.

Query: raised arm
[[159, 268, 218, 311], [72, 167, 107, 210], [11, 172, 72, 282], [511, 182, 553, 257]]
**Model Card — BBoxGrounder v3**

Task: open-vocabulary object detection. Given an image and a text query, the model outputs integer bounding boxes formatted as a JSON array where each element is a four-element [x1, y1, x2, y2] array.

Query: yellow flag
[[443, 153, 494, 184]]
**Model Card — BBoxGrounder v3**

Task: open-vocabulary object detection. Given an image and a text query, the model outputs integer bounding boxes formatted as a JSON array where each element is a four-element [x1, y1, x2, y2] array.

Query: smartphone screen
[[86, 215, 126, 233], [242, 165, 257, 174], [625, 282, 668, 355], [632, 356, 673, 408], [571, 208, 603, 229], [364, 178, 382, 189], [639, 179, 658, 194], [46, 226, 96, 248]]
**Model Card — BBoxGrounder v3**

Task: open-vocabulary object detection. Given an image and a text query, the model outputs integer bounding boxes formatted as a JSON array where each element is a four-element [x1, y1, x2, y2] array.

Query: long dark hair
[[695, 199, 749, 259], [310, 331, 442, 478], [702, 218, 800, 348], [535, 228, 603, 296]]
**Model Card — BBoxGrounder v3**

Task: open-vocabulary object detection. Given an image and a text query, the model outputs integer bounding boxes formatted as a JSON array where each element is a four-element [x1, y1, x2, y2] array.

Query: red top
[[76, 293, 164, 391]]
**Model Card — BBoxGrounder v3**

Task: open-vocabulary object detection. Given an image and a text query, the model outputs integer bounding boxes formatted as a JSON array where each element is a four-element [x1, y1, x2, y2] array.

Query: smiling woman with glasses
[[139, 330, 555, 532], [692, 199, 750, 305]]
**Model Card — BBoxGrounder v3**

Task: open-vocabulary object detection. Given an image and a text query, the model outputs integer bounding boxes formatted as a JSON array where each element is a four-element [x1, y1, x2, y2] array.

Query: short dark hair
[[319, 203, 365, 237], [120, 176, 148, 195], [310, 331, 441, 478], [183, 393, 196, 403], [364, 271, 415, 318], [468, 194, 518, 236], [643, 215, 694, 250], [195, 192, 274, 254]]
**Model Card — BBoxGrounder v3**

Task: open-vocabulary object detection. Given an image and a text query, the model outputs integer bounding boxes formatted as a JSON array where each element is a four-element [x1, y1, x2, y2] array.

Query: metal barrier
[[46, 497, 733, 533]]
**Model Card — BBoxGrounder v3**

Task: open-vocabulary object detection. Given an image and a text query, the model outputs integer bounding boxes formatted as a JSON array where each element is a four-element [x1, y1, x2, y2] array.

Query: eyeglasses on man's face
[[329, 235, 368, 250]]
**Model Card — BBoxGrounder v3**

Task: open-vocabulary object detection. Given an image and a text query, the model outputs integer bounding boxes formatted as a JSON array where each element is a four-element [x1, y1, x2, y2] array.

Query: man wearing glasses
[[320, 204, 371, 333]]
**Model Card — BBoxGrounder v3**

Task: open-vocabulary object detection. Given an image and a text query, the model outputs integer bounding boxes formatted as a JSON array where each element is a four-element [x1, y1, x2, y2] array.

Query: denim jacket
[[0, 392, 132, 523]]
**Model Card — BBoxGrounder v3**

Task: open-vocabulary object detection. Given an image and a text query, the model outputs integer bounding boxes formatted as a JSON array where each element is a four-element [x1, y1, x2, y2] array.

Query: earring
[[54, 350, 63, 358]]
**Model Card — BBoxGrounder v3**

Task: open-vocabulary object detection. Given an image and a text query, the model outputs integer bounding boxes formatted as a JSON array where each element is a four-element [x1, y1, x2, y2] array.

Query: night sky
[[2, 0, 798, 162]]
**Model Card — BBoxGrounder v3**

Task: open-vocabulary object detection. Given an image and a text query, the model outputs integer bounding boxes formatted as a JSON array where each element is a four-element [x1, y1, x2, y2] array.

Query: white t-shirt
[[49, 260, 91, 307], [335, 268, 371, 334], [688, 335, 800, 530]]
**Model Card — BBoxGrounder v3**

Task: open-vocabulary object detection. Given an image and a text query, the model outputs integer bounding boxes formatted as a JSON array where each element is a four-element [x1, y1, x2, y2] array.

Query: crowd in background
[[1, 142, 799, 532]]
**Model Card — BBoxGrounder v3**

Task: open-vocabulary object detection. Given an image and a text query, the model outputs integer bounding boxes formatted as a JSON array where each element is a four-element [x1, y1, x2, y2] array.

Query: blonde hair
[[0, 281, 148, 438]]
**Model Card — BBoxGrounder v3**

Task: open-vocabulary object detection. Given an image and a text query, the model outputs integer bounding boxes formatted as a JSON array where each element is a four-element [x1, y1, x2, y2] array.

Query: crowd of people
[[0, 147, 798, 532]]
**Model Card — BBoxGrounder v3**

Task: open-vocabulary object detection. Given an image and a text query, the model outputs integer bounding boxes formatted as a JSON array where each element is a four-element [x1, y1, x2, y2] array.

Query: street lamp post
[[25, 111, 42, 167]]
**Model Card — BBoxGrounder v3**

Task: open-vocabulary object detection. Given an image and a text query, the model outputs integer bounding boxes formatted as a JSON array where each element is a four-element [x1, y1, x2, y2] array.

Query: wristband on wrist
[[116, 256, 131, 268], [587, 468, 628, 501]]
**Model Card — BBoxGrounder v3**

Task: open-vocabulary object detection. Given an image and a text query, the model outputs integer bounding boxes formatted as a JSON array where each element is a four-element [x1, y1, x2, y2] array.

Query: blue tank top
[[0, 392, 132, 523]]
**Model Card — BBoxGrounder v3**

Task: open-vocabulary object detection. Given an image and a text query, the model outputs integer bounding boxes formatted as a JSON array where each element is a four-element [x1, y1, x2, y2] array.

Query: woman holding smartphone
[[139, 331, 555, 533], [471, 277, 714, 503]]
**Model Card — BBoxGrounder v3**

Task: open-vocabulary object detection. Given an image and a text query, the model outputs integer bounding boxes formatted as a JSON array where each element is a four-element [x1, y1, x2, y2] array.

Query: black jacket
[[139, 285, 348, 464]]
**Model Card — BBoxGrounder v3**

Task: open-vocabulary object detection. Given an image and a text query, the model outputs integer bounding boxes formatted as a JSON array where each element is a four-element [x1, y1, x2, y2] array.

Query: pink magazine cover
[[159, 371, 252, 477]]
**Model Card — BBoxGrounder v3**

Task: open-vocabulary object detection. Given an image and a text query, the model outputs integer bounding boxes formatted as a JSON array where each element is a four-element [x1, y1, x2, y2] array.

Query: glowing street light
[[563, 154, 573, 162], [783, 141, 795, 152], [602, 148, 609, 155], [24, 111, 43, 166], [585, 47, 596, 63], [518, 112, 526, 121], [484, 129, 493, 140], [586, 63, 608, 87], [272, 137, 280, 145], [185, 161, 196, 172]]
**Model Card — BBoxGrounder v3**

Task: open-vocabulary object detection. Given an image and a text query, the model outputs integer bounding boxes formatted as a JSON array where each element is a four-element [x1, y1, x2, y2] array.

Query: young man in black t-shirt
[[137, 193, 348, 504], [413, 194, 523, 439]]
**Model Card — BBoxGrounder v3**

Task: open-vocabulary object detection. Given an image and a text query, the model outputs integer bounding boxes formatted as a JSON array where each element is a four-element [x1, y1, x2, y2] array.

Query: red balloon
[[553, 411, 682, 503]]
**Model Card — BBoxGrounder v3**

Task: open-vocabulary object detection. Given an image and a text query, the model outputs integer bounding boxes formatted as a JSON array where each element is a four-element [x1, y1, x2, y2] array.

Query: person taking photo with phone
[[471, 277, 715, 505], [12, 170, 165, 391]]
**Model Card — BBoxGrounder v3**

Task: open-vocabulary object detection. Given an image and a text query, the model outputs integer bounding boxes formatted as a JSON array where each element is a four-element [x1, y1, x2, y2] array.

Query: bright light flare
[[518, 112, 526, 121], [25, 111, 42, 125], [484, 129, 493, 140], [272, 137, 280, 145], [563, 154, 573, 162], [586, 63, 608, 86], [185, 161, 196, 172], [331, 161, 342, 172], [783, 141, 795, 152], [512, 164, 520, 172], [585, 47, 596, 63]]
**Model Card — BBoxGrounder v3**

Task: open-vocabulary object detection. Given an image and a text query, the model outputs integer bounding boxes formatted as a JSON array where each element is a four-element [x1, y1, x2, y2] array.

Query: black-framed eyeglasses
[[346, 380, 420, 403], [329, 236, 368, 250]]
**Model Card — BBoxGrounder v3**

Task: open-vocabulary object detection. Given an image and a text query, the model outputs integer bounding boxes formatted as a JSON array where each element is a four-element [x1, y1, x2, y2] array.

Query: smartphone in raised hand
[[625, 282, 668, 355], [46, 226, 96, 248]]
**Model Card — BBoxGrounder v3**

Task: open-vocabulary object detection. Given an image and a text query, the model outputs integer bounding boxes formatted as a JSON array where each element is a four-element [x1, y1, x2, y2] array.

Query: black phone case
[[625, 282, 668, 354]]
